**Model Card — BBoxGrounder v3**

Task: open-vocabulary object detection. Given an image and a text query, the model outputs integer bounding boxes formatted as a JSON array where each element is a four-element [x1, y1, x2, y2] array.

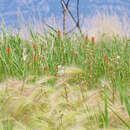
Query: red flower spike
[[43, 67, 47, 72], [104, 56, 108, 61], [72, 50, 75, 54], [57, 30, 61, 36], [33, 56, 37, 60], [7, 48, 10, 52], [33, 44, 37, 48], [56, 65, 58, 69], [85, 35, 88, 40], [91, 36, 95, 42], [27, 61, 29, 65]]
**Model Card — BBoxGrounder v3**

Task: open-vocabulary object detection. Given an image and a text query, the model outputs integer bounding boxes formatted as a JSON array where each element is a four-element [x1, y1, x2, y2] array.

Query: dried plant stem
[[61, 1, 67, 34], [80, 86, 85, 101], [20, 77, 26, 95], [63, 82, 69, 102]]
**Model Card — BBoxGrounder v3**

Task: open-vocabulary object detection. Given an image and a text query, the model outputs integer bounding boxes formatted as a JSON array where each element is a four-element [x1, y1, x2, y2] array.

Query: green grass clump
[[0, 27, 129, 130]]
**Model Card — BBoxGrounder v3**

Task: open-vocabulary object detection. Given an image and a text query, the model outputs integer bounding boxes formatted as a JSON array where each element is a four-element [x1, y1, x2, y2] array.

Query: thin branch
[[61, 1, 77, 24], [61, 0, 68, 34], [62, 0, 82, 34], [66, 0, 70, 6], [77, 0, 80, 24], [76, 0, 82, 34]]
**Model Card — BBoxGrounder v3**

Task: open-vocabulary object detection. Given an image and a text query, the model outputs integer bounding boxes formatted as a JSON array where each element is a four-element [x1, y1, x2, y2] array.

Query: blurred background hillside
[[0, 0, 129, 27], [0, 0, 130, 38]]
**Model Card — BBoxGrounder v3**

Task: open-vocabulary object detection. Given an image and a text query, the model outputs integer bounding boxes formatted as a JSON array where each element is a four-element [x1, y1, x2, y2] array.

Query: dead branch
[[61, 0, 82, 35], [61, 0, 71, 34], [76, 0, 82, 34]]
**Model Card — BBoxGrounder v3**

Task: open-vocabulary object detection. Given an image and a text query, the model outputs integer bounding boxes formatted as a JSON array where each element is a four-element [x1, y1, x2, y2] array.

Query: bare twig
[[77, 0, 80, 23], [76, 0, 82, 34], [66, 0, 70, 6], [61, 0, 82, 34], [61, 1, 77, 24]]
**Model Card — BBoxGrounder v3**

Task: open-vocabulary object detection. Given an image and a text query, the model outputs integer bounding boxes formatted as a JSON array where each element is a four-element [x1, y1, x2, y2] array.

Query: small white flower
[[117, 56, 120, 59], [29, 39, 33, 42], [57, 65, 62, 69], [57, 69, 64, 75], [23, 48, 27, 61], [101, 78, 110, 87]]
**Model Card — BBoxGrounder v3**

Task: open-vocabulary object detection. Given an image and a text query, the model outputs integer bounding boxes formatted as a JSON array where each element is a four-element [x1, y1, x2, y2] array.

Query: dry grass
[[0, 74, 129, 129]]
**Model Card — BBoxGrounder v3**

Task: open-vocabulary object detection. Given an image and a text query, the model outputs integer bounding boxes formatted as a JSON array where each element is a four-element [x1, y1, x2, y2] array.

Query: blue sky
[[0, 0, 130, 27]]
